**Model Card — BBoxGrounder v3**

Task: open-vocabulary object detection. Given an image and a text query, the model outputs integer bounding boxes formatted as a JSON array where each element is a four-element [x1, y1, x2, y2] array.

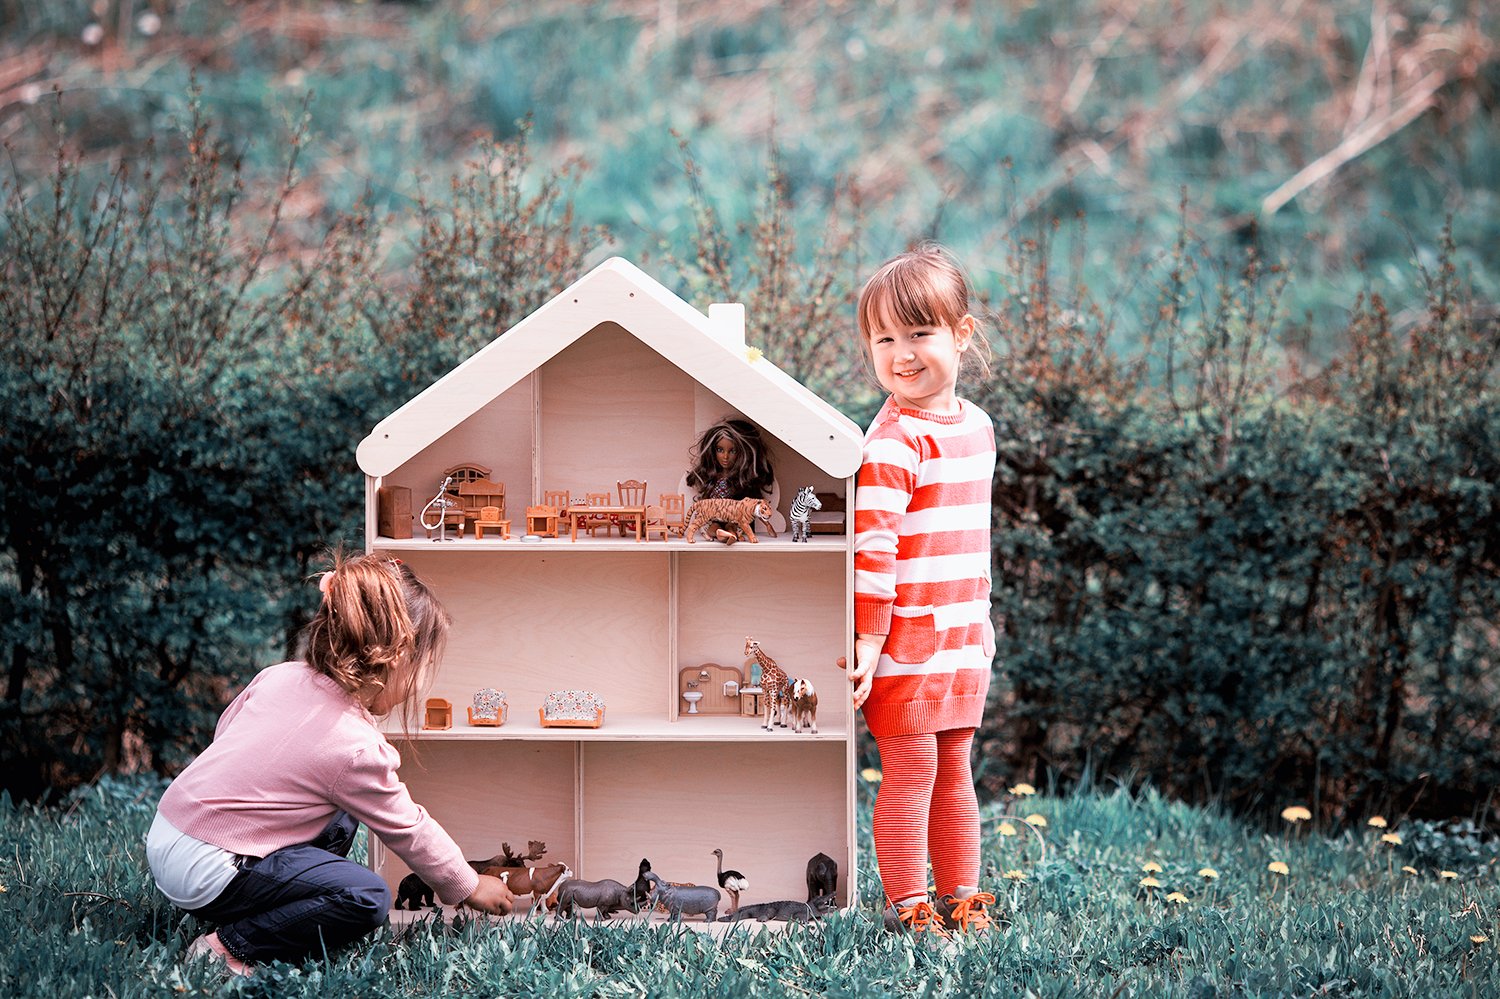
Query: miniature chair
[[659, 493, 686, 538], [474, 505, 511, 540], [580, 492, 613, 538], [543, 489, 571, 534], [525, 504, 559, 538], [642, 504, 669, 542], [615, 479, 647, 537]]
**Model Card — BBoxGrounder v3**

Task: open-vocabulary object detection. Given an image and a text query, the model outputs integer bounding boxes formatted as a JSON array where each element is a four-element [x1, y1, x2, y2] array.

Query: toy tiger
[[684, 497, 774, 544]]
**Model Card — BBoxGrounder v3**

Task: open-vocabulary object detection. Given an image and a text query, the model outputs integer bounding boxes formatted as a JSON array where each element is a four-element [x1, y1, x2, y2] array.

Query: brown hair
[[856, 241, 992, 380], [300, 552, 451, 723]]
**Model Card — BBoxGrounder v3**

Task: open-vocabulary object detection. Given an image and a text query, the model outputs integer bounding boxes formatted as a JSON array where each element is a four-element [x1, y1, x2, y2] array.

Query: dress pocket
[[886, 604, 937, 664]]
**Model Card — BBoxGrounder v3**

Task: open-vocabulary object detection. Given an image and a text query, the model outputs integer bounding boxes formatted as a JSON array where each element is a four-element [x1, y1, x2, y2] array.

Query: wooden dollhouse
[[356, 257, 864, 920]]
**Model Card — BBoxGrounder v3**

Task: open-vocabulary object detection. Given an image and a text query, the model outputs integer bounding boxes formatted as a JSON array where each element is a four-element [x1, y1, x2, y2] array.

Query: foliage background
[[0, 1, 1495, 823]]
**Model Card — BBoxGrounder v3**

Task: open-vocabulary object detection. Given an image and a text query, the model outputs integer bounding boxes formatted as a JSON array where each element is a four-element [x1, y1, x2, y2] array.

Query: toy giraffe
[[744, 637, 789, 732]]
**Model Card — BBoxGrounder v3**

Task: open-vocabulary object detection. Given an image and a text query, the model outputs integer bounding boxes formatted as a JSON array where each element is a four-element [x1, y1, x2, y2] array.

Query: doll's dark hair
[[685, 418, 775, 501], [301, 551, 451, 724]]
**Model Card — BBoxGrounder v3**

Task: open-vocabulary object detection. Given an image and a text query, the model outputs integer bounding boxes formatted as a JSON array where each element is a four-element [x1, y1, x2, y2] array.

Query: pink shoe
[[186, 932, 253, 977]]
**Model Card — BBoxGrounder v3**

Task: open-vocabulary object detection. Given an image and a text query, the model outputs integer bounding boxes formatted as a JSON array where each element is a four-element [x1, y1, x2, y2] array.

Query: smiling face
[[866, 306, 974, 414]]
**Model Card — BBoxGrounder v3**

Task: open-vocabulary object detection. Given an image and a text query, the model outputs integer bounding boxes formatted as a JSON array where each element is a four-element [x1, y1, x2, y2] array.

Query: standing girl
[[844, 242, 997, 937], [146, 553, 513, 975]]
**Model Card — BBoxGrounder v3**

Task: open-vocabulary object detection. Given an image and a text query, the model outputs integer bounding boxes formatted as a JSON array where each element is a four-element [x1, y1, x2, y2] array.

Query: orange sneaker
[[937, 891, 998, 934], [881, 899, 952, 938]]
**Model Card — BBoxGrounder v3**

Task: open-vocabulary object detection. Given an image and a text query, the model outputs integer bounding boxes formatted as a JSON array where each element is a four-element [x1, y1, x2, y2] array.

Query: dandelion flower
[[1139, 876, 1162, 888], [998, 822, 1017, 837], [1023, 813, 1048, 828], [1197, 868, 1219, 880], [745, 346, 764, 363], [1472, 935, 1489, 944], [1009, 783, 1037, 796], [1381, 832, 1402, 846], [1367, 816, 1388, 829], [1441, 871, 1458, 880], [1267, 861, 1290, 876], [860, 767, 882, 783], [1401, 866, 1419, 876], [1141, 861, 1163, 873], [1003, 869, 1026, 881], [1280, 805, 1312, 823], [1165, 892, 1189, 904]]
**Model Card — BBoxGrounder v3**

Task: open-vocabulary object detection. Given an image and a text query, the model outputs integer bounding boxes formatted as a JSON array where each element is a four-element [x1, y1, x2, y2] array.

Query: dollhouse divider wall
[[356, 258, 865, 917]]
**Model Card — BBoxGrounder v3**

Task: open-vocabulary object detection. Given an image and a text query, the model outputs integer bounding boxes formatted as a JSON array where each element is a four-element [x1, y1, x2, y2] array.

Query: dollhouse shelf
[[385, 713, 846, 742], [373, 535, 848, 553]]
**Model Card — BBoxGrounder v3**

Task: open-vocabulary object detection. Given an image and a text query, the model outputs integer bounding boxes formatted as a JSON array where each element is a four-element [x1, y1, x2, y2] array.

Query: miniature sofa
[[539, 689, 605, 728]]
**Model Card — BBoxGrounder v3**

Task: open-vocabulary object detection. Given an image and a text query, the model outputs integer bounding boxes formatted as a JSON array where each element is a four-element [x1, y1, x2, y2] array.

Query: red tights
[[871, 728, 981, 905]]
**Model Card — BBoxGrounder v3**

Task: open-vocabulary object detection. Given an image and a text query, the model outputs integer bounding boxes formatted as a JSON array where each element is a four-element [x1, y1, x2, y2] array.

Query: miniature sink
[[682, 690, 704, 714]]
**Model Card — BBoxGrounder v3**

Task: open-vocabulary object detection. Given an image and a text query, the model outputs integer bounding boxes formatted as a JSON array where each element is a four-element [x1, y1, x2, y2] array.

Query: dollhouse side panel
[[390, 549, 669, 717], [539, 323, 697, 501], [374, 741, 577, 891], [580, 741, 849, 904]]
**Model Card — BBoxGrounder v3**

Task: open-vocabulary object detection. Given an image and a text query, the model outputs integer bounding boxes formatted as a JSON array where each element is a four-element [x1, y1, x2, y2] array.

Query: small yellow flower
[[998, 821, 1017, 837], [1165, 892, 1189, 904], [1009, 782, 1037, 796], [1472, 935, 1489, 944], [745, 346, 764, 363], [1381, 832, 1402, 846], [1003, 869, 1026, 881], [1141, 861, 1163, 873], [1023, 813, 1048, 828], [1280, 805, 1312, 823], [1139, 876, 1162, 888], [1366, 815, 1388, 829], [1197, 868, 1219, 880], [1268, 861, 1290, 876], [1401, 866, 1419, 875], [860, 767, 882, 783], [1441, 870, 1458, 880]]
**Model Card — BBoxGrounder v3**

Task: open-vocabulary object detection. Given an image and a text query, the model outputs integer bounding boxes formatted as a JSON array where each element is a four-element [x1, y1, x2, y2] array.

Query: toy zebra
[[789, 486, 821, 543]]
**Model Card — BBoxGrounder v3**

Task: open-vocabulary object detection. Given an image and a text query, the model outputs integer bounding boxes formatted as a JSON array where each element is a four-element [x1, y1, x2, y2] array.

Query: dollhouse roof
[[356, 256, 865, 478]]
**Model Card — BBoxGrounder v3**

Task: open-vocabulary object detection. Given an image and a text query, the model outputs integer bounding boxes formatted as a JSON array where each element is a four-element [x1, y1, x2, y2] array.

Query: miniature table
[[565, 504, 646, 542]]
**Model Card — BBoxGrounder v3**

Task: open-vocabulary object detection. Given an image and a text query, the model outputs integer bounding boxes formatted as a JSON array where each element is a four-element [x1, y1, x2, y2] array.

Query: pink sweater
[[854, 397, 997, 737], [157, 661, 478, 906]]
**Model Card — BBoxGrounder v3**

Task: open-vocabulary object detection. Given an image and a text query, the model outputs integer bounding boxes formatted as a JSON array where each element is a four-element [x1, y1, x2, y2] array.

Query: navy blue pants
[[189, 811, 391, 965]]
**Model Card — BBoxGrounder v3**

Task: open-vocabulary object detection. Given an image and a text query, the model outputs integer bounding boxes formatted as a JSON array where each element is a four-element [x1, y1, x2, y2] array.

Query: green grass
[[2, 776, 1496, 996]]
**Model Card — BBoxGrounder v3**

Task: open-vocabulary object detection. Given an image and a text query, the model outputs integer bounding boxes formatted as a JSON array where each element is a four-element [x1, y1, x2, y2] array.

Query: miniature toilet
[[682, 688, 704, 714]]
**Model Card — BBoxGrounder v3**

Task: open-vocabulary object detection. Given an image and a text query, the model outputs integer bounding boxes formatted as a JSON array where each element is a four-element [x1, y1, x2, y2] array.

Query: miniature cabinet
[[356, 258, 863, 916]]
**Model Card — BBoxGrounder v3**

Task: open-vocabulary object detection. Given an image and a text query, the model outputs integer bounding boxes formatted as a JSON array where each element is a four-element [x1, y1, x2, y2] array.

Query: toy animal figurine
[[642, 872, 720, 923], [789, 486, 821, 543], [498, 840, 547, 866], [712, 848, 748, 914], [806, 852, 838, 902], [720, 894, 836, 923], [554, 877, 641, 919], [744, 637, 789, 732], [684, 497, 773, 545], [631, 858, 654, 910], [789, 677, 818, 734], [396, 863, 512, 911], [477, 862, 572, 912]]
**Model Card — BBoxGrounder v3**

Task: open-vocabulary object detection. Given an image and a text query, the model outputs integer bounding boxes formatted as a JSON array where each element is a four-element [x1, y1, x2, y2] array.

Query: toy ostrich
[[712, 848, 749, 914]]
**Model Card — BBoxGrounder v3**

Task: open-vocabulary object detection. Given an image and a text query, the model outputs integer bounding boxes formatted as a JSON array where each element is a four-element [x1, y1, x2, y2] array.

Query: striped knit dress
[[854, 396, 996, 737]]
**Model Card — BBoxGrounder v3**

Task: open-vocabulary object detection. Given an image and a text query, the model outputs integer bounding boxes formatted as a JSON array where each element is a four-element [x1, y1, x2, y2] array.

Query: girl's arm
[[850, 422, 920, 703]]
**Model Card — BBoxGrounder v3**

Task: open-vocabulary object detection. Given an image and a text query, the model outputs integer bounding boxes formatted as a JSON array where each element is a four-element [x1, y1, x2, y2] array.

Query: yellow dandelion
[[1381, 832, 1402, 846], [1472, 935, 1489, 944], [860, 767, 882, 783], [1139, 876, 1162, 888], [1366, 815, 1388, 829], [1141, 861, 1163, 873], [1197, 868, 1219, 880], [1268, 861, 1290, 876], [1165, 892, 1189, 904], [1023, 813, 1048, 828], [1009, 782, 1037, 796], [998, 821, 1017, 836], [1280, 805, 1312, 823], [1401, 866, 1419, 875], [1003, 869, 1026, 881], [745, 346, 764, 363], [1441, 870, 1458, 880]]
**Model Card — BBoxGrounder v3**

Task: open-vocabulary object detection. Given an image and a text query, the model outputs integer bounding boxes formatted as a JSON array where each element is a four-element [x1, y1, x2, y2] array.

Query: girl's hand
[[844, 635, 885, 709], [462, 873, 515, 915]]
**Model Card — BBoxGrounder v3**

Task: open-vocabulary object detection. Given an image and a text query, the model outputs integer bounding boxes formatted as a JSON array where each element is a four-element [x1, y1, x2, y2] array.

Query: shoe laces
[[896, 899, 951, 937], [947, 892, 996, 933]]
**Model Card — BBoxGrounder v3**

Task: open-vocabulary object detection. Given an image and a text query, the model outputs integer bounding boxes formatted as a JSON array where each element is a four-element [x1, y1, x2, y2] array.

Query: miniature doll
[[682, 418, 784, 537]]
